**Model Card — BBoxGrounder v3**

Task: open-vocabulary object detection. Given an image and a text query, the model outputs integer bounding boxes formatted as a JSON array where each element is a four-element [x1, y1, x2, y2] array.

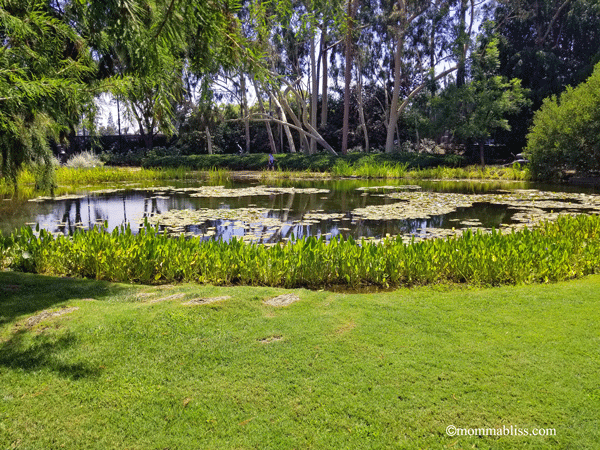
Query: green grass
[[1, 271, 598, 448]]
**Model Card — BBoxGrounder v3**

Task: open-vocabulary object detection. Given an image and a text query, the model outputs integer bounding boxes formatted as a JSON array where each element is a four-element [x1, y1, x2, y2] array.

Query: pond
[[2, 177, 600, 244]]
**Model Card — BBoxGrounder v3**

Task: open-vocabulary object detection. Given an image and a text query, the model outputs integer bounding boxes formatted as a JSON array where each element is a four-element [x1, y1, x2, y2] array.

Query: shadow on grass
[[0, 271, 131, 325], [0, 272, 131, 379], [0, 328, 101, 379]]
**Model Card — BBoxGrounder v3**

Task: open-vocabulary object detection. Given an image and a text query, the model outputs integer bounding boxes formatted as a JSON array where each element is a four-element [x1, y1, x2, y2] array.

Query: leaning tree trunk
[[270, 93, 297, 153], [253, 79, 277, 153]]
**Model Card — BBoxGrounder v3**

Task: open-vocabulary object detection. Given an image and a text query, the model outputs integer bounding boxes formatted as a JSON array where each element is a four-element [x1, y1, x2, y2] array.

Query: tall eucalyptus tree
[[383, 0, 477, 153]]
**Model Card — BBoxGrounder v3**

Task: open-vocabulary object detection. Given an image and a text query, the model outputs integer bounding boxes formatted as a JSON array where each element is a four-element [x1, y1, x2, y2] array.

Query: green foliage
[[526, 62, 600, 180], [0, 0, 96, 188], [427, 35, 530, 151], [3, 214, 600, 289], [141, 152, 464, 172]]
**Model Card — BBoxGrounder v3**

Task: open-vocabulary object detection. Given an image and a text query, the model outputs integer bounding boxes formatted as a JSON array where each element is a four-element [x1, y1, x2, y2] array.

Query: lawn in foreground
[[0, 272, 598, 449]]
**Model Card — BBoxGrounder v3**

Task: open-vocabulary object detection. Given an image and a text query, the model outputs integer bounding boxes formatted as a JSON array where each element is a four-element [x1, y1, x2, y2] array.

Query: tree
[[99, 111, 118, 135], [383, 0, 476, 153], [341, 0, 358, 154], [428, 32, 529, 165], [74, 0, 250, 149], [526, 61, 600, 180], [0, 0, 96, 190], [492, 0, 600, 150]]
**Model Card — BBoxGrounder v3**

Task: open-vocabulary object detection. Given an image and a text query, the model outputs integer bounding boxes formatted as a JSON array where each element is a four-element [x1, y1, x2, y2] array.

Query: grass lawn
[[1, 271, 598, 449]]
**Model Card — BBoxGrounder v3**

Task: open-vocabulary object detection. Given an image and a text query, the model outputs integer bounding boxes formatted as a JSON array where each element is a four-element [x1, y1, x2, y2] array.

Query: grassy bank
[[3, 214, 600, 289], [1, 154, 529, 198], [0, 166, 197, 197], [141, 153, 529, 181], [1, 271, 598, 448]]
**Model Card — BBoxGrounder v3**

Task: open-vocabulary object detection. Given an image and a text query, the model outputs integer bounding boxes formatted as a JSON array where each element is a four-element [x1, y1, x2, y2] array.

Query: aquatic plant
[[206, 167, 231, 182], [0, 166, 197, 196], [3, 214, 600, 289]]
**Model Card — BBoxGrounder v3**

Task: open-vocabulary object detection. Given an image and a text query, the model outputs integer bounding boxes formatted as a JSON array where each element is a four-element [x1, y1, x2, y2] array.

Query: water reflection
[[2, 178, 599, 243]]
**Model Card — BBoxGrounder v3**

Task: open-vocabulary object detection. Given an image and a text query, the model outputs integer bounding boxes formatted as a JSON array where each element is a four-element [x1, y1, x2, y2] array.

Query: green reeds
[[331, 159, 409, 178], [206, 167, 232, 182], [3, 214, 599, 289], [55, 166, 193, 184], [0, 166, 197, 196], [405, 165, 530, 180]]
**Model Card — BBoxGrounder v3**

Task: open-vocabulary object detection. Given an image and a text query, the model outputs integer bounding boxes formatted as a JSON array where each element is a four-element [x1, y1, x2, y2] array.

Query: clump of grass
[[206, 167, 232, 182], [331, 159, 409, 178], [65, 151, 104, 169], [55, 166, 195, 185], [3, 214, 600, 289], [405, 165, 530, 181]]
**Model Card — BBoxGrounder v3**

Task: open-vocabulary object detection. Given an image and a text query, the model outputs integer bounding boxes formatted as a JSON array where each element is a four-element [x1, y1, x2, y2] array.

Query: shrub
[[526, 62, 600, 180], [65, 151, 105, 168]]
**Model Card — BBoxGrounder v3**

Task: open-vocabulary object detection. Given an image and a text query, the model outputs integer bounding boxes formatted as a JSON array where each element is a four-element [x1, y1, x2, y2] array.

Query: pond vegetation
[[3, 214, 600, 289]]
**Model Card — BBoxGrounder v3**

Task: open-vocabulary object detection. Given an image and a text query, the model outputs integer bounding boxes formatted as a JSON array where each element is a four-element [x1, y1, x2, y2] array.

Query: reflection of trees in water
[[443, 203, 515, 229], [142, 196, 161, 218], [19, 183, 587, 242], [57, 198, 82, 234]]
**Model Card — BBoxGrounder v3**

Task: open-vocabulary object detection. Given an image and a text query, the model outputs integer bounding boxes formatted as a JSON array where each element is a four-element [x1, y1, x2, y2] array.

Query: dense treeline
[[2, 0, 600, 188]]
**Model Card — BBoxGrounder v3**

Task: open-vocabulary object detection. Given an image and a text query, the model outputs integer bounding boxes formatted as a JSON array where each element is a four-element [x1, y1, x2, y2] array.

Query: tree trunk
[[205, 126, 213, 154], [240, 73, 250, 154], [356, 60, 369, 152], [342, 0, 357, 155], [456, 0, 467, 88], [385, 26, 405, 153], [320, 25, 328, 128], [271, 93, 296, 153], [310, 32, 318, 154], [479, 140, 485, 167], [253, 79, 277, 154]]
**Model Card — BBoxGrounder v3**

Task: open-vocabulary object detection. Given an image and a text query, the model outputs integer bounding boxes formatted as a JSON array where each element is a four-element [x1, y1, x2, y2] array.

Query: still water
[[2, 178, 599, 243]]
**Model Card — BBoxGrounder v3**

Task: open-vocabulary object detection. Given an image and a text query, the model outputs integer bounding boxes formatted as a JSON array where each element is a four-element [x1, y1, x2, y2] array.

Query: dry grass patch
[[148, 293, 186, 303], [182, 295, 231, 306], [24, 306, 79, 328], [334, 319, 356, 335], [263, 293, 300, 307]]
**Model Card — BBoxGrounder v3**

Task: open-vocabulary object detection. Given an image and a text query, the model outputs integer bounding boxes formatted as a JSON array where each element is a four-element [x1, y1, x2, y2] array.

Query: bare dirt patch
[[25, 307, 79, 328], [263, 293, 300, 307], [182, 296, 231, 306], [258, 335, 283, 344]]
